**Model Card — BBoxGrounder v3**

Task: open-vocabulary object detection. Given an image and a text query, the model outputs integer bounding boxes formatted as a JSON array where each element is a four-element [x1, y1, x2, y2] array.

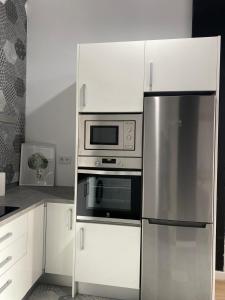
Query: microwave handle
[[80, 84, 86, 108]]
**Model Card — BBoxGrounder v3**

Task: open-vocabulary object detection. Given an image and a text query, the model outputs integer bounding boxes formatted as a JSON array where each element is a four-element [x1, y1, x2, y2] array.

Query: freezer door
[[141, 219, 213, 300], [143, 95, 216, 222]]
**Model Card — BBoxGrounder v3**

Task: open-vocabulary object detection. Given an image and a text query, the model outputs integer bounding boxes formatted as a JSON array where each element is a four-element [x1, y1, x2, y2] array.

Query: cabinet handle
[[0, 232, 12, 244], [149, 62, 153, 90], [0, 256, 12, 269], [69, 208, 73, 231], [80, 227, 84, 250], [0, 280, 12, 294], [80, 84, 86, 108]]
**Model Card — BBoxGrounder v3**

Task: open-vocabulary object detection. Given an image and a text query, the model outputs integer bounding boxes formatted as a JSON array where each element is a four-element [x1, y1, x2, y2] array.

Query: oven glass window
[[90, 126, 118, 145], [85, 177, 131, 211], [77, 174, 141, 220]]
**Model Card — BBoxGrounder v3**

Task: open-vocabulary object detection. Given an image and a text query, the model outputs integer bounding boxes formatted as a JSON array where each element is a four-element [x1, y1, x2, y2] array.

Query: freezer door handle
[[146, 218, 208, 228]]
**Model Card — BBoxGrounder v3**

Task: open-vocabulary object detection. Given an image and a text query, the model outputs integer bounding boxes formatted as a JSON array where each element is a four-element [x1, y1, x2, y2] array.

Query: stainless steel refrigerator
[[141, 94, 217, 300]]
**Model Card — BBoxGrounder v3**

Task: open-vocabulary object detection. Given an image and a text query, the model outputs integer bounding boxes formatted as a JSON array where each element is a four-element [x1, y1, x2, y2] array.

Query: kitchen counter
[[0, 185, 74, 227]]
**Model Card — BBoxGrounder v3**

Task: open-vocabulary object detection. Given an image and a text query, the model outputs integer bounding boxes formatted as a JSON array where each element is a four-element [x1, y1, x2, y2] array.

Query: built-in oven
[[77, 169, 142, 224], [78, 114, 142, 169]]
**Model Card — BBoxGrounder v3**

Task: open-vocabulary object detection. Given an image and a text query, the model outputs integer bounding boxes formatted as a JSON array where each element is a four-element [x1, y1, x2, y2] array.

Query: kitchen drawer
[[0, 214, 27, 251], [0, 255, 28, 300], [0, 234, 27, 277]]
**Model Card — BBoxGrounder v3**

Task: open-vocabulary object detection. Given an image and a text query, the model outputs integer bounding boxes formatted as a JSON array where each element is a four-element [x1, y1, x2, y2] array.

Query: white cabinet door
[[77, 41, 145, 112], [27, 204, 45, 286], [45, 203, 74, 276], [144, 37, 219, 92], [75, 222, 140, 289]]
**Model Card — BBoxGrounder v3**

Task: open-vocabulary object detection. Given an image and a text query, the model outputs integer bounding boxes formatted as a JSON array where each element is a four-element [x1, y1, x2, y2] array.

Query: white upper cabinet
[[75, 222, 141, 289], [77, 41, 145, 112], [144, 37, 219, 92]]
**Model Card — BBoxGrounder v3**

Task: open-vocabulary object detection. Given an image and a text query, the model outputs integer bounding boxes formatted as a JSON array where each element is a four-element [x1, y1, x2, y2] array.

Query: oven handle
[[78, 169, 142, 176]]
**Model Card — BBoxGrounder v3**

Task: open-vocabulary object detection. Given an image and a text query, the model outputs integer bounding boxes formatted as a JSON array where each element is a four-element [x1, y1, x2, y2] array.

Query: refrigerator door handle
[[146, 218, 208, 228]]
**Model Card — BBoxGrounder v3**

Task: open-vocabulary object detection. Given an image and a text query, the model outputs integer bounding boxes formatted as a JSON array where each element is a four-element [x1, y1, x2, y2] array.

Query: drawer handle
[[0, 233, 12, 244], [0, 280, 12, 294], [0, 256, 12, 269]]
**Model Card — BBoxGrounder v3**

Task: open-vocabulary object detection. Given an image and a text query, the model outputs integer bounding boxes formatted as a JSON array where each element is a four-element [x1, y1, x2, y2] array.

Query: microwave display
[[90, 126, 119, 145]]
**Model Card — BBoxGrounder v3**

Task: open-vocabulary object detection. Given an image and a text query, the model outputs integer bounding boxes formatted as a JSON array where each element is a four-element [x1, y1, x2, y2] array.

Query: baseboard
[[40, 273, 72, 287], [77, 282, 139, 300], [22, 278, 41, 299], [216, 271, 225, 280]]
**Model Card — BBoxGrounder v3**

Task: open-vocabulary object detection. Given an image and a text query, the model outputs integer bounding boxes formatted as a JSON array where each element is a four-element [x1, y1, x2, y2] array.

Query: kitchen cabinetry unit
[[77, 41, 145, 112], [75, 222, 140, 289], [144, 37, 219, 92], [27, 204, 45, 286], [0, 255, 28, 300], [0, 204, 45, 300], [45, 203, 74, 276]]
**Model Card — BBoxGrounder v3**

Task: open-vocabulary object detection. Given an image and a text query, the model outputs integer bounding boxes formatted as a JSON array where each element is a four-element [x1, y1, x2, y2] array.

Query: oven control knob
[[127, 135, 132, 141], [95, 161, 100, 167]]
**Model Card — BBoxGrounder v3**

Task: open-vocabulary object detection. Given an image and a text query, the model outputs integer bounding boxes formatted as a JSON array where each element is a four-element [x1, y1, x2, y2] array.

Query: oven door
[[77, 169, 142, 221], [85, 120, 124, 150]]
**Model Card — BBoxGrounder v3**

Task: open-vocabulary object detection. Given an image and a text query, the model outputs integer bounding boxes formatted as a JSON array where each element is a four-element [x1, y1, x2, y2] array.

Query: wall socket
[[58, 156, 72, 165]]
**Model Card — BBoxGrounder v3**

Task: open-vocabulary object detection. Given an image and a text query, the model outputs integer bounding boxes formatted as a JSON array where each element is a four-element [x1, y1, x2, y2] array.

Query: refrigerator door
[[143, 95, 216, 222], [141, 219, 213, 300]]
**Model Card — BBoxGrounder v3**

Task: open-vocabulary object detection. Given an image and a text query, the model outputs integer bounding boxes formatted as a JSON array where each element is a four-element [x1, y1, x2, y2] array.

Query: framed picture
[[19, 143, 55, 186]]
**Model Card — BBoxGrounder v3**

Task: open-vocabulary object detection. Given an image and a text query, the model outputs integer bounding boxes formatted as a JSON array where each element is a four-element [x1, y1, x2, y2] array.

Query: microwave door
[[85, 121, 124, 150]]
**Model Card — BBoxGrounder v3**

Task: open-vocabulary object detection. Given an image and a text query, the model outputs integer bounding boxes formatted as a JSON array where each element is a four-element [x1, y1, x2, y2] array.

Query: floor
[[26, 284, 114, 300], [216, 280, 225, 300], [26, 282, 225, 300]]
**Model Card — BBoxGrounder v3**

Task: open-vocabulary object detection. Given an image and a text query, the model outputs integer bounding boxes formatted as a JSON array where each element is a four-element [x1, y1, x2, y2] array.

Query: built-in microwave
[[78, 114, 142, 169], [77, 169, 142, 224]]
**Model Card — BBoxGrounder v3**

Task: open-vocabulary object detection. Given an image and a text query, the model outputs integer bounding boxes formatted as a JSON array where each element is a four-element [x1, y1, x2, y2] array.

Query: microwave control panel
[[124, 121, 135, 150]]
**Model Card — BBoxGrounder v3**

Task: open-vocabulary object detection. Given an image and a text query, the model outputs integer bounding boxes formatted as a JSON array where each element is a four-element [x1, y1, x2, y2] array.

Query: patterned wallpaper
[[0, 0, 26, 184]]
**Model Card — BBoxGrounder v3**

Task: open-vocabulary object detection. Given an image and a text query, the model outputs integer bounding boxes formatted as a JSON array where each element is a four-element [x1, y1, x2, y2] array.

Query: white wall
[[26, 0, 193, 186]]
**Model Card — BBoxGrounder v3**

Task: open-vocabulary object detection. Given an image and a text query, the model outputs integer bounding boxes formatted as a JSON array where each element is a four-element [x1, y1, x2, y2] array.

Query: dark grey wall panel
[[193, 0, 225, 271], [0, 0, 26, 184]]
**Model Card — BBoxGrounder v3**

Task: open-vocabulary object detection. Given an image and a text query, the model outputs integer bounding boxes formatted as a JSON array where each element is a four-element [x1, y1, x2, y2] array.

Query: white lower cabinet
[[0, 234, 27, 277], [0, 213, 27, 252], [75, 222, 141, 289], [26, 204, 45, 286], [0, 255, 28, 300], [0, 204, 45, 300], [45, 203, 74, 276], [0, 201, 74, 300]]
